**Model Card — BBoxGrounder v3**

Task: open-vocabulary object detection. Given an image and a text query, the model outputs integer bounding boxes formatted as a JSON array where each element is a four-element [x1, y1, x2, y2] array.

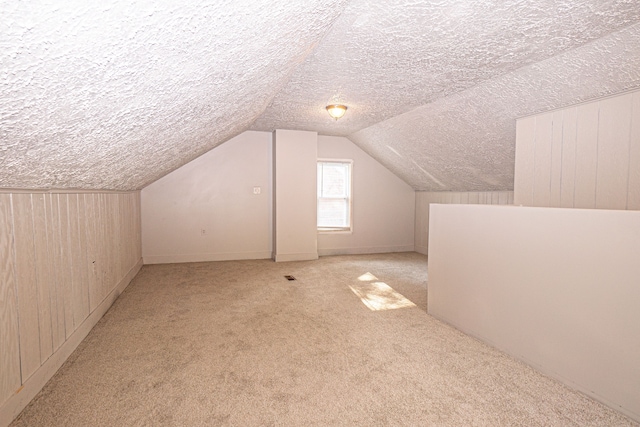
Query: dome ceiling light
[[326, 104, 347, 120]]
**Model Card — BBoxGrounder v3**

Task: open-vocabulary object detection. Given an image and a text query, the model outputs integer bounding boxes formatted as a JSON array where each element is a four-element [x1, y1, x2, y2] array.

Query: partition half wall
[[427, 204, 640, 422]]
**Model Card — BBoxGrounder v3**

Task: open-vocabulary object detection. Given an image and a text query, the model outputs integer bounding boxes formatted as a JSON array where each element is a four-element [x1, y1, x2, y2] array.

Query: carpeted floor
[[10, 253, 638, 426]]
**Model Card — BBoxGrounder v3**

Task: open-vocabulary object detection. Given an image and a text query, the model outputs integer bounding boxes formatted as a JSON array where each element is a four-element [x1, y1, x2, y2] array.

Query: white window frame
[[317, 159, 353, 234]]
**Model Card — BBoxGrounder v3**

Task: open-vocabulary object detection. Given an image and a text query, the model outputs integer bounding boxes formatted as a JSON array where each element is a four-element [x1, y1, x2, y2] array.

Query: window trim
[[317, 159, 353, 234]]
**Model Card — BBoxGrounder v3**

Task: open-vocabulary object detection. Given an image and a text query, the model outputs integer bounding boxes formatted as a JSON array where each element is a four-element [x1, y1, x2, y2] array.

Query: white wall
[[414, 191, 513, 256], [514, 89, 640, 210], [273, 130, 318, 262], [0, 191, 142, 427], [142, 131, 419, 263], [427, 204, 640, 422], [141, 131, 272, 264], [317, 136, 415, 256]]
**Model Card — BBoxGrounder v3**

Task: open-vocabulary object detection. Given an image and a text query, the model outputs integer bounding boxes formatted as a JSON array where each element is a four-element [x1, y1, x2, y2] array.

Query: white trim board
[[274, 252, 319, 262], [317, 245, 415, 257], [143, 251, 273, 265]]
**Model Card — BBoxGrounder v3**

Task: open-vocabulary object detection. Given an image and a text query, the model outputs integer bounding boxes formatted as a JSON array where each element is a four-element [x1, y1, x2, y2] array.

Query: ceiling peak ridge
[[246, 0, 351, 132], [349, 20, 640, 140]]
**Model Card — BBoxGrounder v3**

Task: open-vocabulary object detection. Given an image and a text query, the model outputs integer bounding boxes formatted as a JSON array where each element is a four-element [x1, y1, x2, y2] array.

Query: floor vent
[[284, 275, 296, 281]]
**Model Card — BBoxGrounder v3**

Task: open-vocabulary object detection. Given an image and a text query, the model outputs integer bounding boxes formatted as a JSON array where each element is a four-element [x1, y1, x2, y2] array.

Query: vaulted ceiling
[[2, 0, 640, 191]]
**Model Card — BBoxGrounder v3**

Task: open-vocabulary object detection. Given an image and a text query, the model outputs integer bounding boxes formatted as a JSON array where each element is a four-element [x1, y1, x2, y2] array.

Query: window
[[317, 160, 352, 232]]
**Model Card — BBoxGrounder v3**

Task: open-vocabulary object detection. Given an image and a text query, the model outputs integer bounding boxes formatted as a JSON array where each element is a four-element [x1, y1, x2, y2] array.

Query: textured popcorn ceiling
[[0, 0, 347, 190], [350, 23, 640, 191], [2, 0, 640, 191]]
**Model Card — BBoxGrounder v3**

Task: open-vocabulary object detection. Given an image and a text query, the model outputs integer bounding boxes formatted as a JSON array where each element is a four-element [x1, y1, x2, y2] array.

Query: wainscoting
[[0, 191, 142, 427]]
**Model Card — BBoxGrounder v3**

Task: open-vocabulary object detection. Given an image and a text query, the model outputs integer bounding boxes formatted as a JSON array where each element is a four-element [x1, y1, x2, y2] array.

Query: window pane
[[318, 198, 349, 227], [318, 160, 351, 230], [319, 163, 348, 198]]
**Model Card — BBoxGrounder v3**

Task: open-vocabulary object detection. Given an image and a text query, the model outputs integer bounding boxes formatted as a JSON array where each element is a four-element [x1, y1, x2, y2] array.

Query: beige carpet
[[11, 253, 637, 426]]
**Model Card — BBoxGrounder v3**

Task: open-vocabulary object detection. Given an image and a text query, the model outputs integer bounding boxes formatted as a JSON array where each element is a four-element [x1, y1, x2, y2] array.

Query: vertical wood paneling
[[57, 195, 74, 339], [126, 195, 133, 274], [119, 195, 126, 272], [421, 194, 430, 249], [101, 195, 108, 302], [47, 194, 65, 350], [85, 194, 99, 313], [629, 93, 640, 210], [117, 195, 124, 280], [560, 107, 578, 208], [131, 193, 136, 260], [100, 194, 108, 304], [117, 194, 124, 277], [105, 194, 111, 303], [11, 194, 41, 380], [514, 116, 536, 206], [550, 111, 564, 207], [468, 192, 479, 204], [533, 113, 553, 207], [128, 195, 133, 262], [68, 195, 86, 330], [132, 193, 139, 263], [574, 102, 600, 208], [517, 90, 640, 210], [91, 194, 100, 307], [137, 192, 142, 258], [596, 94, 632, 209], [1, 190, 142, 425], [111, 195, 117, 292], [0, 194, 21, 405], [414, 193, 429, 253], [30, 194, 53, 363], [75, 196, 90, 321], [97, 194, 106, 304], [498, 192, 509, 205], [52, 194, 68, 352], [98, 194, 105, 306]]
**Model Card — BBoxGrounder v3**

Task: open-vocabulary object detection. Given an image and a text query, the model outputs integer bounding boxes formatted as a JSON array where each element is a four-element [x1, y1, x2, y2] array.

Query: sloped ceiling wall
[[0, 0, 347, 190], [350, 24, 640, 191], [2, 0, 640, 191]]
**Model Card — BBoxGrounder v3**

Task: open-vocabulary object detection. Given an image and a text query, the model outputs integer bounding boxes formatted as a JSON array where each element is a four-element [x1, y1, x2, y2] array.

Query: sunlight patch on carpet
[[358, 272, 379, 281], [349, 281, 416, 311]]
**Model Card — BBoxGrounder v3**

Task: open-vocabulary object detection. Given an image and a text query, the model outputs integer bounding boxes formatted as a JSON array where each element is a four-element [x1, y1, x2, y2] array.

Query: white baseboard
[[0, 259, 143, 427], [145, 248, 418, 263], [143, 251, 272, 264], [317, 245, 415, 257], [414, 244, 428, 255], [273, 252, 319, 262]]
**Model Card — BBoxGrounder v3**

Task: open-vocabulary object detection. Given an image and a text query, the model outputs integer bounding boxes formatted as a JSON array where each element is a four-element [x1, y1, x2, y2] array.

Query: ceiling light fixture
[[326, 104, 347, 120]]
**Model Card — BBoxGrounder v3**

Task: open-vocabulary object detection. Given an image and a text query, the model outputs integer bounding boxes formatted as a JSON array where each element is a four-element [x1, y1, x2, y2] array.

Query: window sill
[[318, 228, 353, 235]]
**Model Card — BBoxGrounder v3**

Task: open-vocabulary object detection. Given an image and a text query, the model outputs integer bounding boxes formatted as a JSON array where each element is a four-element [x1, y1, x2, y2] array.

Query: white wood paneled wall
[[414, 191, 513, 256], [514, 89, 640, 209], [0, 191, 142, 427]]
